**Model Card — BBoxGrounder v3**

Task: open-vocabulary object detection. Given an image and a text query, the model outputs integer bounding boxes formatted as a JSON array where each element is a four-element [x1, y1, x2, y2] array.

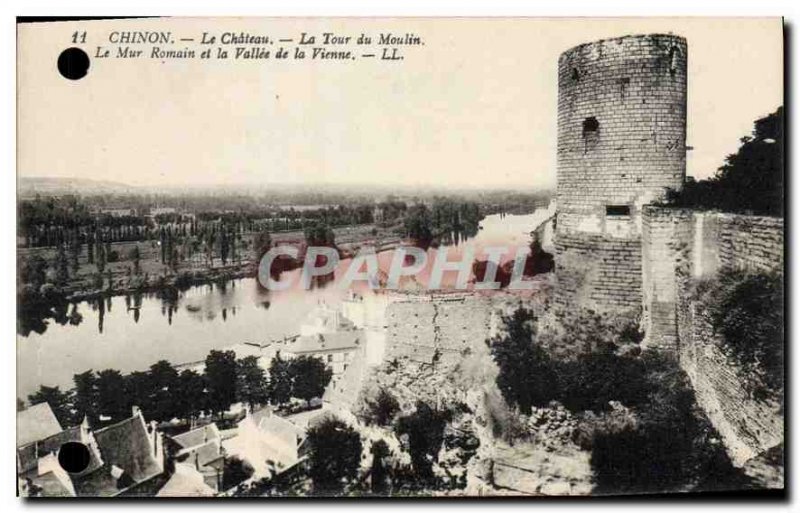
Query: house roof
[[17, 403, 63, 447], [251, 408, 305, 443], [285, 331, 362, 355], [17, 425, 104, 477], [172, 424, 221, 450], [322, 349, 366, 409], [74, 413, 163, 497]]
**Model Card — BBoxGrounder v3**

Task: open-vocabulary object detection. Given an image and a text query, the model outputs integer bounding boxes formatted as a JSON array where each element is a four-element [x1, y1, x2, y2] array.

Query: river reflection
[[16, 211, 553, 399]]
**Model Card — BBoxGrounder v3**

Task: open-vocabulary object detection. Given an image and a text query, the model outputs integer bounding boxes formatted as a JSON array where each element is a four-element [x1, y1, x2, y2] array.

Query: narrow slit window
[[668, 47, 679, 76], [606, 205, 631, 216]]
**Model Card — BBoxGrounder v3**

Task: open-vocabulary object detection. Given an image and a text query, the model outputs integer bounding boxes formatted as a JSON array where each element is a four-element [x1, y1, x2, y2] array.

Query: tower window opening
[[582, 117, 600, 154], [619, 77, 630, 99], [571, 68, 580, 82], [582, 117, 599, 134], [606, 205, 631, 216]]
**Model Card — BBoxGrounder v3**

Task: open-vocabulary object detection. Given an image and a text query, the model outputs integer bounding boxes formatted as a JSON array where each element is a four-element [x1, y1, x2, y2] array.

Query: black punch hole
[[58, 441, 91, 473], [57, 47, 90, 80]]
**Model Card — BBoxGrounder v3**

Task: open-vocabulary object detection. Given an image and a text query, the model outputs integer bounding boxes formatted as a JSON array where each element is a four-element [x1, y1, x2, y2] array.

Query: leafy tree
[[370, 439, 391, 495], [95, 232, 106, 273], [396, 401, 451, 480], [20, 254, 48, 288], [148, 360, 180, 422], [307, 417, 363, 495], [253, 230, 272, 262], [359, 387, 400, 426], [174, 369, 207, 422], [204, 350, 237, 415], [128, 244, 141, 275], [290, 355, 333, 403], [72, 370, 99, 425], [124, 371, 154, 417], [54, 243, 69, 286], [667, 106, 783, 216], [28, 385, 73, 428], [489, 308, 558, 414], [96, 369, 128, 422], [267, 354, 293, 406], [403, 204, 433, 243], [236, 356, 268, 409], [304, 222, 335, 247]]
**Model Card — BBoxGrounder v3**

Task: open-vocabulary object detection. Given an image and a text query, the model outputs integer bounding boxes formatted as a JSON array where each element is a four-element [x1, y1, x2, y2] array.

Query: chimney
[[131, 405, 140, 418], [150, 421, 158, 457]]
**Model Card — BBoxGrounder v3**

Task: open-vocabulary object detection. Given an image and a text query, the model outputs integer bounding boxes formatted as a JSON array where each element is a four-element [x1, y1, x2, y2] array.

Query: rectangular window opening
[[606, 205, 631, 216]]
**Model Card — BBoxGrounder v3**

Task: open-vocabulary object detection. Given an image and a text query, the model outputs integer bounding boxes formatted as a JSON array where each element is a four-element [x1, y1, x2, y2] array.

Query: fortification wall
[[679, 304, 784, 466], [554, 233, 642, 312], [384, 296, 493, 366], [641, 206, 784, 465], [640, 206, 693, 350], [717, 215, 784, 273]]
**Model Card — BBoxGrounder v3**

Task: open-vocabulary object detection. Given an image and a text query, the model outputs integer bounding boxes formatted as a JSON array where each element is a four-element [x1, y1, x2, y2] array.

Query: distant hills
[[18, 177, 139, 198]]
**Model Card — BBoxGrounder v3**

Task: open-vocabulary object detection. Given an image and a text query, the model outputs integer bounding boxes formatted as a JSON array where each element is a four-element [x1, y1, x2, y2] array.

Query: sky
[[17, 17, 783, 190]]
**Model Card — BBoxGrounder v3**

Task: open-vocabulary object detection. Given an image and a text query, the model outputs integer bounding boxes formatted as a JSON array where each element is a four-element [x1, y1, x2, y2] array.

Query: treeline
[[402, 198, 483, 243], [23, 350, 333, 429], [666, 106, 783, 216]]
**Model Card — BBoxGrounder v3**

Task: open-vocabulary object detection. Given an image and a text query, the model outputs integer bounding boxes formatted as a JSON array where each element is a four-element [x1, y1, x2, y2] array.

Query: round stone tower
[[554, 34, 687, 311]]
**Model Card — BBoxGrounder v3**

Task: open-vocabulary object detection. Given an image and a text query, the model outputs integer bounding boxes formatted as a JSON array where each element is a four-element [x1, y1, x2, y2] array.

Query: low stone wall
[[718, 214, 784, 273], [554, 233, 642, 312]]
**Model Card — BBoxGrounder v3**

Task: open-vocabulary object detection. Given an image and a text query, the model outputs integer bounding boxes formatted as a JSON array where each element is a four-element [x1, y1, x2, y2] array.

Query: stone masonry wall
[[641, 206, 693, 350], [717, 215, 784, 274], [554, 232, 642, 312], [385, 295, 493, 366]]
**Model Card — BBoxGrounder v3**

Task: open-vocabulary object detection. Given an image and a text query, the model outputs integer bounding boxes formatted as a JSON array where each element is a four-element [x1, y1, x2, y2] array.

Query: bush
[[395, 401, 452, 481], [489, 308, 559, 414], [557, 348, 649, 413], [588, 352, 748, 494], [222, 456, 254, 490], [357, 387, 400, 426], [107, 250, 119, 263]]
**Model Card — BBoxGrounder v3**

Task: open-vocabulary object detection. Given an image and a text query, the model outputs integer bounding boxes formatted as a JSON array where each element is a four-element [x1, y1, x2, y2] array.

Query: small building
[[283, 331, 365, 382], [73, 407, 165, 497], [17, 405, 165, 497], [223, 407, 304, 480], [169, 423, 225, 493]]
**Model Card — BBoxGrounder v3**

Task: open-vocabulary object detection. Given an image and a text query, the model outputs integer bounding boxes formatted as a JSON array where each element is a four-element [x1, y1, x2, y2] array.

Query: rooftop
[[285, 331, 363, 355], [17, 402, 63, 448]]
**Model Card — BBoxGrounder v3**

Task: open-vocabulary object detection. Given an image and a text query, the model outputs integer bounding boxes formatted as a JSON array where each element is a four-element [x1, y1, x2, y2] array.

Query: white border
[[3, 1, 796, 512]]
